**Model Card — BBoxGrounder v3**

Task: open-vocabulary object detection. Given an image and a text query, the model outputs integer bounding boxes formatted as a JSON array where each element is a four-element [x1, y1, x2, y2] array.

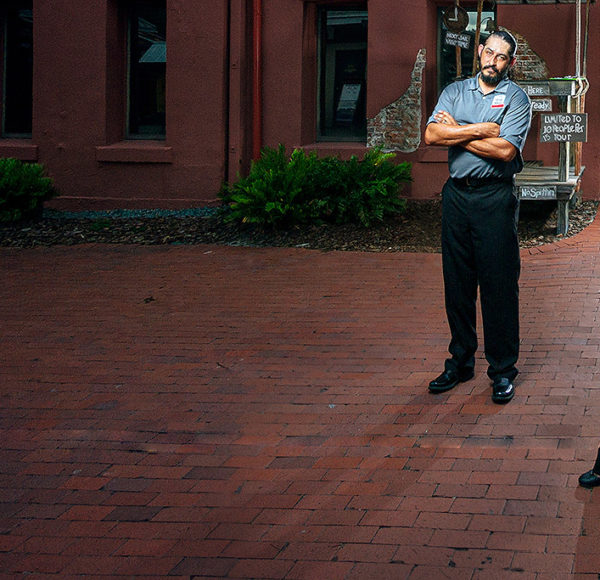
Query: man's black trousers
[[441, 177, 520, 382]]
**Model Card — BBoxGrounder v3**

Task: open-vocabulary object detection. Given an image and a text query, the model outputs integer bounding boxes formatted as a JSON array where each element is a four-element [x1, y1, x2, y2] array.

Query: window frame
[[125, 0, 166, 140], [1, 0, 33, 138], [316, 4, 368, 143]]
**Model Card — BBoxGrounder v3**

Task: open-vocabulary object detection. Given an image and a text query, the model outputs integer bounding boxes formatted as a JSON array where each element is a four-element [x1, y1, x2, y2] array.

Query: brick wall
[[506, 27, 550, 81], [367, 49, 426, 153]]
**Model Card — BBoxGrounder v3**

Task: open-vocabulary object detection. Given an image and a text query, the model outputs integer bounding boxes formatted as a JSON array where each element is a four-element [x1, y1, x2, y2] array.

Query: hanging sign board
[[442, 6, 469, 33], [540, 113, 587, 143], [531, 98, 552, 113], [445, 31, 471, 49], [520, 82, 550, 97], [519, 186, 557, 201], [548, 78, 577, 96], [518, 80, 577, 98]]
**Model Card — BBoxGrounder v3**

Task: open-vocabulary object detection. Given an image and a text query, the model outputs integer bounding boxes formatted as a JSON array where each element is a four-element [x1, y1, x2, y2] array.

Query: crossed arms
[[424, 110, 517, 163]]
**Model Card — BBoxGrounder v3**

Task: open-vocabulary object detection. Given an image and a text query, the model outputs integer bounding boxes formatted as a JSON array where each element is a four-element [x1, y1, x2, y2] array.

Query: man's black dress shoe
[[579, 470, 600, 488], [429, 369, 474, 393], [491, 377, 514, 403]]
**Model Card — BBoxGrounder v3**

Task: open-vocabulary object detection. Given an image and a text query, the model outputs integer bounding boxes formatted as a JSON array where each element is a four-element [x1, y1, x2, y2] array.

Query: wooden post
[[557, 96, 568, 183], [557, 93, 570, 234], [455, 0, 462, 78], [575, 0, 591, 177], [472, 0, 483, 76], [557, 201, 570, 236]]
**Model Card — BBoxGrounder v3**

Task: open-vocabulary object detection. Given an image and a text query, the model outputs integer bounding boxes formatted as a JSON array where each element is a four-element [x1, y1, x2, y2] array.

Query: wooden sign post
[[443, 1, 469, 79], [472, 0, 484, 76]]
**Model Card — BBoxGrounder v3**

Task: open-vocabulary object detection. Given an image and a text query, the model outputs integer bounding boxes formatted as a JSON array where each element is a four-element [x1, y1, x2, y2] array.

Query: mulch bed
[[0, 199, 598, 252]]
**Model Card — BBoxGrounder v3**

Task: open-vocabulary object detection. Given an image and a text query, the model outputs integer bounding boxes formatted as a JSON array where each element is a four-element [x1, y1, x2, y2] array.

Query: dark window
[[2, 1, 33, 137], [437, 6, 496, 93], [318, 7, 367, 142], [127, 0, 166, 139]]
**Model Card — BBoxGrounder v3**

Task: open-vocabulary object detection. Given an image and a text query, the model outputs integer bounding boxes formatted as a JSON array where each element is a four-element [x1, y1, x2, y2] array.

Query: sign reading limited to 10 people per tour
[[540, 113, 588, 143]]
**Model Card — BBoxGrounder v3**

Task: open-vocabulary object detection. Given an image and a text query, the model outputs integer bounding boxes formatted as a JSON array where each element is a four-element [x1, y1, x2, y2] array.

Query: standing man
[[424, 30, 531, 404]]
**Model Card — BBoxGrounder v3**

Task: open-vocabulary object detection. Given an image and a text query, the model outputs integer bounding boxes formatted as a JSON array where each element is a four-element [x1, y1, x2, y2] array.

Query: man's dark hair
[[487, 30, 518, 59], [485, 30, 517, 58]]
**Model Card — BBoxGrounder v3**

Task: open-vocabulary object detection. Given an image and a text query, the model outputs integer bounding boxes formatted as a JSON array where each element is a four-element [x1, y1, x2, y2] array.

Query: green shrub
[[220, 145, 411, 228], [0, 158, 57, 222]]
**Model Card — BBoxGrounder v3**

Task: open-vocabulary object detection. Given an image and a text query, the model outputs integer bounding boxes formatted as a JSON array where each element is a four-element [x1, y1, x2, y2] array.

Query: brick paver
[[2, 213, 600, 578]]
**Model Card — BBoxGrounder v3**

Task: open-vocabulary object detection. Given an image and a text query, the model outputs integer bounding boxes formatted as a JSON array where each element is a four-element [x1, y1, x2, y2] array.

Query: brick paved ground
[[2, 214, 600, 579]]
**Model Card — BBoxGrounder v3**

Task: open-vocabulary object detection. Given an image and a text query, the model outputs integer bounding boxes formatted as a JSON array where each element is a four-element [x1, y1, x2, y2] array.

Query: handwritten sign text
[[540, 113, 587, 143], [519, 186, 557, 200]]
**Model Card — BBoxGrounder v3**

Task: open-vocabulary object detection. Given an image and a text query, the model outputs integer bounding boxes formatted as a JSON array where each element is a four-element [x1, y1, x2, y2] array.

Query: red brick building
[[0, 1, 597, 210]]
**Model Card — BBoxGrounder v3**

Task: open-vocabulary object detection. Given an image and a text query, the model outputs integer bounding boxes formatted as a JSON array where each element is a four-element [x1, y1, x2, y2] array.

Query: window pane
[[318, 8, 367, 142], [128, 0, 166, 138], [438, 8, 495, 93], [3, 1, 33, 136]]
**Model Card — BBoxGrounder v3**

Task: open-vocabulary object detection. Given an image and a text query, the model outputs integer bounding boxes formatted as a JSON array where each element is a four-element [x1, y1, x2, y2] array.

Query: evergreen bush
[[220, 145, 411, 228], [0, 158, 57, 222]]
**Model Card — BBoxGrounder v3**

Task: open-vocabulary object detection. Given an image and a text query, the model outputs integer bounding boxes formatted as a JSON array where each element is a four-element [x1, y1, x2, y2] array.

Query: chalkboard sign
[[548, 79, 576, 96], [519, 186, 557, 200], [531, 98, 552, 113], [518, 79, 576, 98], [445, 31, 471, 49], [540, 113, 587, 143], [520, 82, 550, 97]]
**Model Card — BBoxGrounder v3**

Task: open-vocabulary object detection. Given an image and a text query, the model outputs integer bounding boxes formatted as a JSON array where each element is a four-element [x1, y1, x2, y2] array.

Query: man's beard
[[480, 65, 508, 86]]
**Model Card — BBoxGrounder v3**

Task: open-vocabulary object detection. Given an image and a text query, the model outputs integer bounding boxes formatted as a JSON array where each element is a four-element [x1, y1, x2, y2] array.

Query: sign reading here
[[520, 186, 557, 200], [520, 83, 550, 97], [540, 113, 587, 143], [445, 31, 471, 49]]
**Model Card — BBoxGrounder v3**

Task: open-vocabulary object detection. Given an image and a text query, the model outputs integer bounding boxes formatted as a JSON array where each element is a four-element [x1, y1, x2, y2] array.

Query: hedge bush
[[0, 158, 57, 222], [220, 145, 411, 228]]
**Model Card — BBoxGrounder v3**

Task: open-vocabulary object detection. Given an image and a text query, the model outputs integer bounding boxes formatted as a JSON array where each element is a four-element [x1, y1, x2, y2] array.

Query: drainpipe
[[576, 0, 582, 78], [252, 0, 262, 160], [224, 0, 231, 182]]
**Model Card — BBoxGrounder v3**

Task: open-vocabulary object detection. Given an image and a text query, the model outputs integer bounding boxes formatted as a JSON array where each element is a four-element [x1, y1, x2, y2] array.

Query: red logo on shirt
[[491, 95, 506, 109]]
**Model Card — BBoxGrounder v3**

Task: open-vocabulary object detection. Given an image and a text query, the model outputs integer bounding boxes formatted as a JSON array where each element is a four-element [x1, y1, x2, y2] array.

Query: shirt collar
[[469, 73, 510, 94]]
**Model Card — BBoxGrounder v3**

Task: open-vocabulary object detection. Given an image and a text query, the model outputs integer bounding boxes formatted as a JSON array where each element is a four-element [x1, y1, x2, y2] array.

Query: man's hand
[[433, 110, 459, 126]]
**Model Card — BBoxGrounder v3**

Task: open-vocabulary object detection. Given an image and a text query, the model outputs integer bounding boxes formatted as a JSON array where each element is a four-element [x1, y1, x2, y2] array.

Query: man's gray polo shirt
[[427, 75, 532, 180]]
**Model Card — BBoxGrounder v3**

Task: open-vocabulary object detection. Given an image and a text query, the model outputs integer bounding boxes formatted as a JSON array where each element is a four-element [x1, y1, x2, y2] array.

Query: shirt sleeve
[[498, 89, 532, 152], [426, 84, 457, 125]]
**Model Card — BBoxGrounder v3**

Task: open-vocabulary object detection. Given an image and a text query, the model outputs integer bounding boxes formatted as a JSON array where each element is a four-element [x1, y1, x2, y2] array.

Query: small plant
[[220, 145, 411, 228], [0, 158, 57, 222], [324, 148, 411, 227]]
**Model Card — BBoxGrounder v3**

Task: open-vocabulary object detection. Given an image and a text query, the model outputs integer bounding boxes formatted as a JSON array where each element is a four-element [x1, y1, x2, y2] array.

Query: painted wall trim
[[96, 142, 174, 164], [0, 140, 39, 162]]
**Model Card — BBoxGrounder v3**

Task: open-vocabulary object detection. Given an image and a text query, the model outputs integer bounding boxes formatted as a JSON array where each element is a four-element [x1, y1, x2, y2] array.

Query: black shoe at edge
[[579, 470, 600, 488], [491, 377, 515, 404], [429, 369, 474, 393]]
